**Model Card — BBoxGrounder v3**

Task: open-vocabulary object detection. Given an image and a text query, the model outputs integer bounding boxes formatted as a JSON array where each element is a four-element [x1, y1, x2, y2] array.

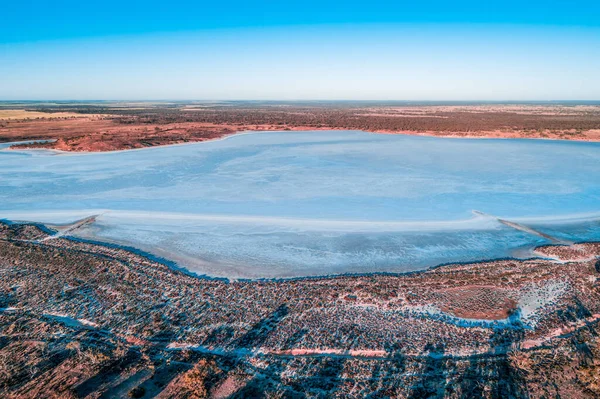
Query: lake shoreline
[[2, 129, 600, 279], [2, 218, 598, 283], [8, 126, 600, 153]]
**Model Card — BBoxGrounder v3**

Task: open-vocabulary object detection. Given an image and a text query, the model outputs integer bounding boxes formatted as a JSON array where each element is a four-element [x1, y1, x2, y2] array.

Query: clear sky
[[1, 0, 600, 100]]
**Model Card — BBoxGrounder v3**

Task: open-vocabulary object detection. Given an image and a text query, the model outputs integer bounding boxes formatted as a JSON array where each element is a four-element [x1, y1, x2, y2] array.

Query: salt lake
[[1, 130, 600, 278]]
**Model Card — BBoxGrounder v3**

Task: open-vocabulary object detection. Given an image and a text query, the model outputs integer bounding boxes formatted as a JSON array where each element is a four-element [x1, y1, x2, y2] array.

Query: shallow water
[[1, 131, 600, 278]]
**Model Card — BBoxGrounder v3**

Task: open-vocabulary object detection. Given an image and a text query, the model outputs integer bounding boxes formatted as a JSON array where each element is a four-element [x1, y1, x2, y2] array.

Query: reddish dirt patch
[[0, 117, 115, 143], [434, 285, 518, 320], [534, 244, 598, 262], [1, 117, 336, 152], [2, 118, 237, 152]]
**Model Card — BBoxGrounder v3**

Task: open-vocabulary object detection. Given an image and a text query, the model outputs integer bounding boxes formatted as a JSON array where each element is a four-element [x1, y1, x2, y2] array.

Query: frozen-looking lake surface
[[1, 130, 600, 278]]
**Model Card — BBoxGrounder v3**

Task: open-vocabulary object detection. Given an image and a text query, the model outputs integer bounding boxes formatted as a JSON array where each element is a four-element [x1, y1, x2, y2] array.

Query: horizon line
[[2, 99, 600, 103]]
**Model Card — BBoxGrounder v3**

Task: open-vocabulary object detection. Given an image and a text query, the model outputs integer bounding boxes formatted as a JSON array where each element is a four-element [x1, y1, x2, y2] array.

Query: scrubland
[[1, 222, 599, 398], [2, 102, 600, 152]]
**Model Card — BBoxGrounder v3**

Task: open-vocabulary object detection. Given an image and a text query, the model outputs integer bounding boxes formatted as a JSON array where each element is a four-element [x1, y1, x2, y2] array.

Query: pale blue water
[[1, 131, 600, 278]]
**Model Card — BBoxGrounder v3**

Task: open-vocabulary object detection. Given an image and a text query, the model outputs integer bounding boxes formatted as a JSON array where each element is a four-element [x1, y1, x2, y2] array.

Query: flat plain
[[1, 101, 600, 398], [3, 102, 600, 152]]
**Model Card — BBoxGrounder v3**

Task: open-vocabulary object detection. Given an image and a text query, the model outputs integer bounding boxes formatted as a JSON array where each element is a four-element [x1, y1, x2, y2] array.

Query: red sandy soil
[[521, 313, 600, 349], [434, 285, 519, 320], [268, 348, 388, 357], [381, 128, 600, 141], [3, 109, 600, 152], [1, 117, 334, 152], [535, 243, 600, 262]]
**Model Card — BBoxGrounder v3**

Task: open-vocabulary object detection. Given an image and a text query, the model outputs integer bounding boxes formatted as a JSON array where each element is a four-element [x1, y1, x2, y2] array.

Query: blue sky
[[1, 1, 600, 100]]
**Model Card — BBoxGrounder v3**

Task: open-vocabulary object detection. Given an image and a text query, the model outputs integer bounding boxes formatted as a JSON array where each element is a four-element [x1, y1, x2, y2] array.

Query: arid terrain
[[2, 102, 600, 152], [2, 102, 600, 398], [1, 220, 600, 398]]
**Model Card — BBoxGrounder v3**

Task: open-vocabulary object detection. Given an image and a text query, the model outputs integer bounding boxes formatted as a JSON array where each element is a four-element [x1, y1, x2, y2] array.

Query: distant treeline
[[27, 104, 600, 132]]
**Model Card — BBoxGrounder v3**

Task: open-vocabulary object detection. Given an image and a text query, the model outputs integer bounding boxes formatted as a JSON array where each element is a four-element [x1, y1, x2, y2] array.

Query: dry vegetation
[[1, 221, 600, 397], [2, 101, 600, 397], [0, 109, 95, 120], [1, 102, 600, 152]]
